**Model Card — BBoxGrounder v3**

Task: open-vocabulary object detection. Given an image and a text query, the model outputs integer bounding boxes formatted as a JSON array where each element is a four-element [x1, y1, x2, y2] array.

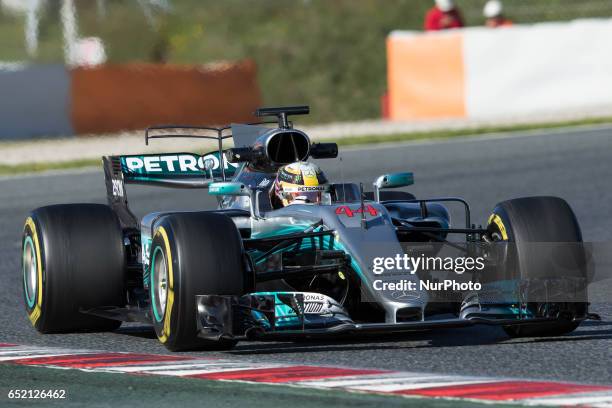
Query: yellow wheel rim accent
[[488, 214, 508, 240], [24, 217, 43, 325], [154, 227, 174, 343]]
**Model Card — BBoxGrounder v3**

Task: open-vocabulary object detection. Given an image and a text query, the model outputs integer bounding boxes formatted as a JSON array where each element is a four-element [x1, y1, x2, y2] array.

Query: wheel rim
[[23, 236, 37, 308], [151, 247, 168, 323]]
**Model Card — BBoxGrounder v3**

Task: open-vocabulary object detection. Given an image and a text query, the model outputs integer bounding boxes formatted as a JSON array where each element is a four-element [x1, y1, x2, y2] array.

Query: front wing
[[195, 292, 582, 342]]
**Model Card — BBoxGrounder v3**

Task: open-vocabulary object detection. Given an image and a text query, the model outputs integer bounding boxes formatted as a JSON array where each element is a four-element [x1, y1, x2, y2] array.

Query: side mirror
[[310, 143, 338, 159], [208, 182, 250, 196], [372, 172, 414, 202], [208, 182, 260, 218]]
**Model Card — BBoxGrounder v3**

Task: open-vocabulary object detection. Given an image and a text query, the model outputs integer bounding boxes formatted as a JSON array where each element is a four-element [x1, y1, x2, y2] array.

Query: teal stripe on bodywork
[[250, 223, 315, 240], [249, 224, 364, 280], [331, 238, 364, 279], [249, 292, 306, 329]]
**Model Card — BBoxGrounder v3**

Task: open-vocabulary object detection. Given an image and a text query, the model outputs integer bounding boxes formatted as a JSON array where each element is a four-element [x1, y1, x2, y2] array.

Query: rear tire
[[149, 212, 246, 351], [487, 196, 587, 338], [22, 204, 125, 333]]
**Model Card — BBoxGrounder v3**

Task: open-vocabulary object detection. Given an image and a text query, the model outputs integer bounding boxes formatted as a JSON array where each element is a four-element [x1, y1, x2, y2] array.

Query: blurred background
[[2, 0, 612, 124]]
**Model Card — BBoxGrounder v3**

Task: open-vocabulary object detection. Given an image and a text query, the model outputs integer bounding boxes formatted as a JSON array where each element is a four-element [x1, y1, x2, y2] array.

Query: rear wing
[[144, 125, 233, 180], [103, 126, 230, 229], [106, 151, 239, 188], [102, 123, 271, 229]]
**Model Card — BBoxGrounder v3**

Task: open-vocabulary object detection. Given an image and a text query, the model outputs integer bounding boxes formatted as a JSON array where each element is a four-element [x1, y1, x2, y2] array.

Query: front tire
[[487, 196, 587, 338], [22, 204, 125, 333], [149, 212, 246, 351]]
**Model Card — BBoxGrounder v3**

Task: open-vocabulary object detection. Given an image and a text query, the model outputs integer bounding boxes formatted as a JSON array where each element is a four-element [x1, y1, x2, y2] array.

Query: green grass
[[330, 116, 612, 146], [1, 118, 611, 176], [0, 159, 100, 176]]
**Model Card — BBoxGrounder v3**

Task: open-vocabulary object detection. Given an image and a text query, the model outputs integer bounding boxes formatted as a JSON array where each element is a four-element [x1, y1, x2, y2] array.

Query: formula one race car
[[22, 106, 592, 350]]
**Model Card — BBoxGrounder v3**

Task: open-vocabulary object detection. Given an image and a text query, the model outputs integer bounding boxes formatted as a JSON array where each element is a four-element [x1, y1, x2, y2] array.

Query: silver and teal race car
[[22, 106, 593, 351]]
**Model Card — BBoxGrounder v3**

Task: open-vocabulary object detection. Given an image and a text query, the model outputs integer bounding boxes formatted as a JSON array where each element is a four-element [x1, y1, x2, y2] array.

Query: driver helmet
[[272, 161, 329, 207]]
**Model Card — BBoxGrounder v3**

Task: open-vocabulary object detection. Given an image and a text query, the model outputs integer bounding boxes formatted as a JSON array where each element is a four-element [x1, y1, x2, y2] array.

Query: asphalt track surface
[[0, 126, 611, 386]]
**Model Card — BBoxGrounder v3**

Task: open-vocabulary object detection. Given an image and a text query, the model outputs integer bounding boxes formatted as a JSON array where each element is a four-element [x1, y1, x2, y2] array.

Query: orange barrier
[[387, 32, 466, 120], [70, 60, 261, 135], [388, 20, 612, 121]]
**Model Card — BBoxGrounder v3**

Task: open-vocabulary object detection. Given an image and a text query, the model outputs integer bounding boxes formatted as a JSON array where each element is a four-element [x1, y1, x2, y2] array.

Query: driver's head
[[272, 161, 329, 207]]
